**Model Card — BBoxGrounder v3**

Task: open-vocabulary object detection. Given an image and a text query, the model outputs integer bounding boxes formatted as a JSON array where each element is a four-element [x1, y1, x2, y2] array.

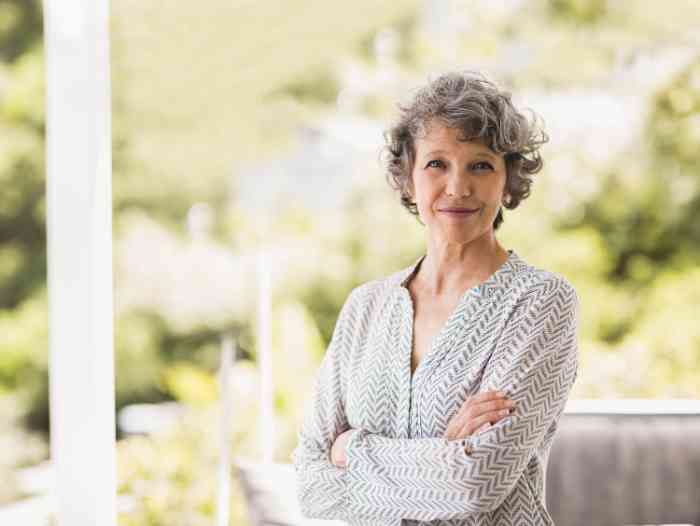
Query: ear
[[501, 175, 511, 204]]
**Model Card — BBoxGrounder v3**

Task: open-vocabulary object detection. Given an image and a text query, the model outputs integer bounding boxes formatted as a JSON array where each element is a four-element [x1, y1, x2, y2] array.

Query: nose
[[445, 170, 472, 197]]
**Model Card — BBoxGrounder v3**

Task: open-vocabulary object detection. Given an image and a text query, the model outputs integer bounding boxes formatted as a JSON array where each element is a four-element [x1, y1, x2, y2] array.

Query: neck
[[416, 233, 509, 298]]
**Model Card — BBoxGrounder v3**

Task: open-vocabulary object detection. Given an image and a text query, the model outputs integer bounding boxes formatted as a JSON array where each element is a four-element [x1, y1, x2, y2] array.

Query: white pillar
[[43, 0, 117, 525]]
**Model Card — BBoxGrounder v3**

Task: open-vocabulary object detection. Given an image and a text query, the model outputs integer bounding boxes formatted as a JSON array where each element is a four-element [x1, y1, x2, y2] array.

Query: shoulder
[[508, 259, 579, 324], [347, 257, 413, 304], [522, 267, 577, 303], [339, 265, 408, 322]]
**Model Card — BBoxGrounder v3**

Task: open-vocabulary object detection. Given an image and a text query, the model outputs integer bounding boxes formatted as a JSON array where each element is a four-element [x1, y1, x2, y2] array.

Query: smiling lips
[[439, 207, 480, 213]]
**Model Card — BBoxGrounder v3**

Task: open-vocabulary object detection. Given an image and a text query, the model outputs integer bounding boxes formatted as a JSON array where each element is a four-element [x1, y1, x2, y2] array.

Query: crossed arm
[[291, 278, 579, 522]]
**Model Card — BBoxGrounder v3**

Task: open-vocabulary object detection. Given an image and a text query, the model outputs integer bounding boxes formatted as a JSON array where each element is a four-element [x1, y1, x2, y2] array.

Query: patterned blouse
[[291, 249, 580, 525]]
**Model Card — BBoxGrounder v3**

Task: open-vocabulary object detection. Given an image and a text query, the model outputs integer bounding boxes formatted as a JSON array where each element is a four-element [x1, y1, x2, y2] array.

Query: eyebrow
[[422, 149, 499, 161]]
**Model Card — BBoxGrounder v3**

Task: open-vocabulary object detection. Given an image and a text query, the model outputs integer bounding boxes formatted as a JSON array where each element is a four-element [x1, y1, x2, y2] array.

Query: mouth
[[438, 207, 480, 216]]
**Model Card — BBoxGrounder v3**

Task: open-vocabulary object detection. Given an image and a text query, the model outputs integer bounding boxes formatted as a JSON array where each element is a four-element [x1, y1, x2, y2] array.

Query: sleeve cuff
[[344, 428, 370, 470]]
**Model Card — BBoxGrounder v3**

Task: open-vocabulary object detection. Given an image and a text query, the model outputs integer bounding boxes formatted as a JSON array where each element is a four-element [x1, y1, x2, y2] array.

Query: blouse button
[[461, 439, 473, 455]]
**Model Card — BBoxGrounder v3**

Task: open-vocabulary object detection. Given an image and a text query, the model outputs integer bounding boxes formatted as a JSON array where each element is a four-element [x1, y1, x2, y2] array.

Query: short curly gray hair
[[380, 70, 548, 230]]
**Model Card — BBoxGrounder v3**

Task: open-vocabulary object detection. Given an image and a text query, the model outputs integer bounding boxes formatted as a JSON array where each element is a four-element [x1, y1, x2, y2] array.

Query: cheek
[[483, 178, 506, 204], [412, 176, 431, 203], [416, 185, 440, 211]]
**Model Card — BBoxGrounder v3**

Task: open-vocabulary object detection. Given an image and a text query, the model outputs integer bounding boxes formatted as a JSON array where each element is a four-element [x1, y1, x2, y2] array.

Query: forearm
[[292, 446, 348, 520], [342, 429, 491, 520], [294, 277, 579, 521], [294, 429, 480, 521], [341, 317, 578, 519]]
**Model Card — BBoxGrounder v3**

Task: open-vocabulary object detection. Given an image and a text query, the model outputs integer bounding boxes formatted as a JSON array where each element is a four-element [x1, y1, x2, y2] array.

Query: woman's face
[[410, 121, 507, 245]]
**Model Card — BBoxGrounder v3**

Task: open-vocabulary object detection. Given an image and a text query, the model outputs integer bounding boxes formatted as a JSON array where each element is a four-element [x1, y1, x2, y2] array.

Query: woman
[[291, 70, 579, 526]]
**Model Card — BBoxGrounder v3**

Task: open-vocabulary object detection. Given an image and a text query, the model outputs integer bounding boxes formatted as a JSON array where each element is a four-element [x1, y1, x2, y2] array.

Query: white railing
[[565, 399, 700, 415]]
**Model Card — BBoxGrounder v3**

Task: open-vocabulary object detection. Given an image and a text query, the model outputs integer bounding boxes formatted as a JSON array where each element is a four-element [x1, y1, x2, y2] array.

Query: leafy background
[[1, 0, 699, 523]]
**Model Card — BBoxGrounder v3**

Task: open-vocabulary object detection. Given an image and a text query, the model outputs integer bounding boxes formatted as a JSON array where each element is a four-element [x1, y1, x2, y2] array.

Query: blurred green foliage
[[581, 57, 700, 282], [0, 0, 42, 63], [0, 395, 47, 505], [0, 48, 45, 310], [116, 406, 249, 526], [549, 0, 608, 25]]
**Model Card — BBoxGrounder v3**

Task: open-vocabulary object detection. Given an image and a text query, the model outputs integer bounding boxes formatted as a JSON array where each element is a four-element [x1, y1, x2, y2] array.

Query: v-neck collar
[[397, 248, 524, 299], [394, 249, 527, 423]]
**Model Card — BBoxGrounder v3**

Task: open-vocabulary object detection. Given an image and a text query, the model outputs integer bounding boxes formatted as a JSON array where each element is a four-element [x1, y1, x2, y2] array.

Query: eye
[[425, 159, 445, 169], [471, 161, 494, 172]]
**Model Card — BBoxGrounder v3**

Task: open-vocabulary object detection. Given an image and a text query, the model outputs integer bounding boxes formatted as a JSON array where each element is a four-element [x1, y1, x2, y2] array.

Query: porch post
[[43, 0, 117, 525]]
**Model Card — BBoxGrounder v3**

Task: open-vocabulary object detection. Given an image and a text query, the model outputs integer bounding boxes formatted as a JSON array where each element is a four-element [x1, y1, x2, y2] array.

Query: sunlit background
[[1, 0, 700, 524]]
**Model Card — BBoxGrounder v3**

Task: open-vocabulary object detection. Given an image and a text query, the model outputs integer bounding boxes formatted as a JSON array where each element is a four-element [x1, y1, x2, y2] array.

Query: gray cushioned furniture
[[234, 401, 700, 526]]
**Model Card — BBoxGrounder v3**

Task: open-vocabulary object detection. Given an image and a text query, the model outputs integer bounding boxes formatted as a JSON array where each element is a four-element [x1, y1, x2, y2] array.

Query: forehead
[[415, 121, 492, 151]]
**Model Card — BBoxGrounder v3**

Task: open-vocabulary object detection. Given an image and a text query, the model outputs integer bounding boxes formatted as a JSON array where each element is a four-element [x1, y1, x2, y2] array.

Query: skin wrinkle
[[381, 70, 549, 230], [406, 121, 509, 297]]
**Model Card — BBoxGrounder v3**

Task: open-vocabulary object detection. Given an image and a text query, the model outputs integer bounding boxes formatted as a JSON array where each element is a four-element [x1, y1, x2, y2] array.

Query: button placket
[[394, 289, 413, 439]]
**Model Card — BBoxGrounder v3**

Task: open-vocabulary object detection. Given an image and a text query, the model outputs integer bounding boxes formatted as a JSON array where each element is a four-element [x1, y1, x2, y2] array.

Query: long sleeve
[[290, 288, 356, 520], [340, 277, 580, 521]]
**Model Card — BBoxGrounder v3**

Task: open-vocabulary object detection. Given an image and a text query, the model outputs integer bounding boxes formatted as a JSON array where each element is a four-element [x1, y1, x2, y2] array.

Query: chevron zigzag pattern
[[291, 249, 579, 525]]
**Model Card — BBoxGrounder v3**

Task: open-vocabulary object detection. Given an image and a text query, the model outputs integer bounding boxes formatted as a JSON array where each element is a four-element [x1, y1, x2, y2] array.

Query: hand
[[330, 428, 356, 468], [442, 390, 515, 441]]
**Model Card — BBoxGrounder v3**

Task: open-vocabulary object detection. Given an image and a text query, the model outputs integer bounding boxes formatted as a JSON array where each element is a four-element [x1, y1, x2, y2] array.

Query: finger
[[456, 408, 510, 439], [445, 404, 476, 440], [452, 413, 478, 439], [473, 398, 515, 415], [463, 390, 505, 408], [444, 412, 466, 440], [447, 393, 482, 437], [461, 412, 494, 437], [448, 392, 510, 439], [480, 390, 507, 401], [455, 391, 503, 421], [475, 421, 492, 435], [447, 399, 497, 439]]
